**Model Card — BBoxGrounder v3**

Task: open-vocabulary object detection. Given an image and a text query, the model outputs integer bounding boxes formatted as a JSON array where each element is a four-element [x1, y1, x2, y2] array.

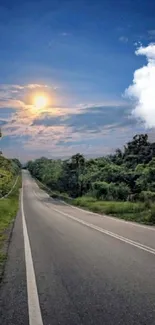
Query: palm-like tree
[[71, 154, 85, 196]]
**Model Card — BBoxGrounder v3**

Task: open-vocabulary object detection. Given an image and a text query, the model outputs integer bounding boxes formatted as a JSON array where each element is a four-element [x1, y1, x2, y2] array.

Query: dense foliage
[[27, 134, 155, 204], [0, 152, 21, 273], [0, 155, 21, 198]]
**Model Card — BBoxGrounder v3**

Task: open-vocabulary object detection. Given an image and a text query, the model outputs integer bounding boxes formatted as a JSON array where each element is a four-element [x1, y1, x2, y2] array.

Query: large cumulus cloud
[[125, 43, 155, 128]]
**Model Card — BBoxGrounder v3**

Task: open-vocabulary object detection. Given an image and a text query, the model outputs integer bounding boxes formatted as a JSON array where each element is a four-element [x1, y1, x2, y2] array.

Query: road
[[0, 170, 155, 325]]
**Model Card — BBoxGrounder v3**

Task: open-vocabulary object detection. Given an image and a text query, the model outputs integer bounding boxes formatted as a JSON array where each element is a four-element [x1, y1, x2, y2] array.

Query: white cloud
[[25, 84, 49, 89], [125, 43, 155, 128]]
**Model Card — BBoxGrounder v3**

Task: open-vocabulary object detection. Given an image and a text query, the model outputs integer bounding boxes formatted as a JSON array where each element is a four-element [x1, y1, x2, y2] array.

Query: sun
[[34, 95, 48, 109]]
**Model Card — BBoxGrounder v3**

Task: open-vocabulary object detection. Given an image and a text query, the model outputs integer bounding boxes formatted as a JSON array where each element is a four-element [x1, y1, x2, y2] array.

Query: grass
[[0, 175, 21, 270], [73, 196, 155, 224]]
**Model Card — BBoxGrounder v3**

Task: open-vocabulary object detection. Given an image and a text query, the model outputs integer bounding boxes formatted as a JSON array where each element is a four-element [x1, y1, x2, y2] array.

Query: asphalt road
[[0, 170, 155, 325]]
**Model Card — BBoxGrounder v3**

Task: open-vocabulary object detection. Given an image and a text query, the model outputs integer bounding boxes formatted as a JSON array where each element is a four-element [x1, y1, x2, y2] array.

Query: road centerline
[[21, 186, 44, 325]]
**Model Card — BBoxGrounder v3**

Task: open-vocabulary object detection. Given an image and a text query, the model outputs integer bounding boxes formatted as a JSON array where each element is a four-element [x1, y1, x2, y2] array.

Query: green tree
[[27, 133, 155, 204]]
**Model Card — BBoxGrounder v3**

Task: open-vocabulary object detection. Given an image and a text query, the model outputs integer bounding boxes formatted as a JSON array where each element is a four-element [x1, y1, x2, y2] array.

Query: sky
[[0, 0, 155, 162]]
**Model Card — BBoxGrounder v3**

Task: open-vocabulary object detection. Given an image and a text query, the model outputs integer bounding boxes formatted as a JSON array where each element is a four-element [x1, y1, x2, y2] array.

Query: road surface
[[0, 170, 155, 325]]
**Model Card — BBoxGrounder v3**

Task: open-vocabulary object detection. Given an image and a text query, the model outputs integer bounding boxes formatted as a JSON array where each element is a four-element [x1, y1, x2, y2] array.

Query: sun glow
[[34, 95, 48, 109]]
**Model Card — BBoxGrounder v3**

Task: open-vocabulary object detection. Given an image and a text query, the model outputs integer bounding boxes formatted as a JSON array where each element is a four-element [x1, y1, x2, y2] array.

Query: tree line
[[27, 134, 155, 203]]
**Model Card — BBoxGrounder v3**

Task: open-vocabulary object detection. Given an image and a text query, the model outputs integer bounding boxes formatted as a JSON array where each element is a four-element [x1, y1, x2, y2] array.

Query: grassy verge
[[73, 196, 155, 224], [0, 175, 22, 276], [35, 178, 155, 225]]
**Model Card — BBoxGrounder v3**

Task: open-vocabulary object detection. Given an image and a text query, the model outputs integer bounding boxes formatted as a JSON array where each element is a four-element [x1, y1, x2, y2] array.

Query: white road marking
[[60, 199, 155, 231], [33, 178, 155, 232], [34, 183, 155, 232], [51, 206, 155, 256], [21, 186, 43, 325], [32, 183, 155, 255]]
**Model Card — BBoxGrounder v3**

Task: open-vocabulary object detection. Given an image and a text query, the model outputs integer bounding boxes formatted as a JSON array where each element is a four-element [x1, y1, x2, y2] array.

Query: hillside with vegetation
[[0, 129, 21, 198], [0, 156, 21, 198], [27, 134, 155, 224], [0, 151, 21, 276]]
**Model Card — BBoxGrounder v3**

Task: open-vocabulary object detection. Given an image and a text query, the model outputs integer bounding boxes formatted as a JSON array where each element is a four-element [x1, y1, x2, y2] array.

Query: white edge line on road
[[32, 187, 155, 255], [21, 186, 43, 325], [60, 199, 155, 232], [51, 206, 155, 256], [33, 175, 155, 232], [33, 189, 155, 255], [34, 178, 155, 232]]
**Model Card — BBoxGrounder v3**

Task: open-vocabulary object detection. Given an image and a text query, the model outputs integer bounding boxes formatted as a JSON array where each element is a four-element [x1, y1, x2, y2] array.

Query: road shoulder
[[0, 205, 28, 325]]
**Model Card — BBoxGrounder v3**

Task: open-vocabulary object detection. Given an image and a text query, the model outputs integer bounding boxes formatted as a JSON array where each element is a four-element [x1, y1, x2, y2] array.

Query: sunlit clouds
[[0, 81, 143, 161]]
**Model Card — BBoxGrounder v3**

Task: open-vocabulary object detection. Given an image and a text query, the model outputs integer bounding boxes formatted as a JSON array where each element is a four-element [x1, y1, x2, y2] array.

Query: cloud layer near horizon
[[0, 82, 138, 161]]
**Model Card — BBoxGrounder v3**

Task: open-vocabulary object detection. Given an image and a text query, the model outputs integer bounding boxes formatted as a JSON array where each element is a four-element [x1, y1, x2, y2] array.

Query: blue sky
[[0, 0, 155, 161]]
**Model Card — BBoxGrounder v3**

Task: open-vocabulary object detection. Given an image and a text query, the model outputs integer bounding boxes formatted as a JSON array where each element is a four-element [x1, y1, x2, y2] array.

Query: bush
[[138, 191, 155, 202], [92, 181, 109, 199], [148, 182, 155, 192], [148, 205, 155, 224], [109, 183, 130, 201], [92, 181, 130, 201]]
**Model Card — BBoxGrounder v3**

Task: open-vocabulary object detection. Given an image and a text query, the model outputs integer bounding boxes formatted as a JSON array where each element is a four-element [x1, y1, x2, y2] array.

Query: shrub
[[92, 181, 130, 201], [109, 183, 130, 201], [149, 205, 155, 224], [92, 181, 109, 199], [138, 191, 155, 202]]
